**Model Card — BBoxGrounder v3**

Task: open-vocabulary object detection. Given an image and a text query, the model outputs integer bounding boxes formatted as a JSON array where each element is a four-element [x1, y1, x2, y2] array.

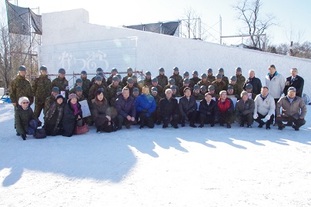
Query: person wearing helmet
[[156, 67, 168, 88], [80, 70, 91, 99], [107, 68, 118, 86], [32, 65, 52, 119], [51, 68, 69, 99], [169, 67, 183, 88], [190, 70, 201, 88], [122, 67, 134, 87]]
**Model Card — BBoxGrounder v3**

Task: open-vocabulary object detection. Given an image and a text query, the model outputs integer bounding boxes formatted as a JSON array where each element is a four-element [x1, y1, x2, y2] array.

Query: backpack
[[34, 128, 47, 139]]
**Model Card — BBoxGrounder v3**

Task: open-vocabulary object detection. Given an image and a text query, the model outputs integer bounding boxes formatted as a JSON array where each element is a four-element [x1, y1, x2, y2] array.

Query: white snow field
[[0, 103, 311, 207]]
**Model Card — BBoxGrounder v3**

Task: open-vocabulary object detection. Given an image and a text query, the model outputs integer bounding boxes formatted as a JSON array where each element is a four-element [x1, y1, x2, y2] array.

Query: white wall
[[40, 9, 311, 95]]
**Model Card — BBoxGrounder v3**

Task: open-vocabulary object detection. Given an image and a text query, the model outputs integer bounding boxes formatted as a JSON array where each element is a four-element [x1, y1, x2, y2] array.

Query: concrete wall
[[40, 9, 311, 95]]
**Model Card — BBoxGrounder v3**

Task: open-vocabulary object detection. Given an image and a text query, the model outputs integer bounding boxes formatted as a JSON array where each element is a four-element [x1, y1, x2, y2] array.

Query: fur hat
[[68, 93, 77, 100]]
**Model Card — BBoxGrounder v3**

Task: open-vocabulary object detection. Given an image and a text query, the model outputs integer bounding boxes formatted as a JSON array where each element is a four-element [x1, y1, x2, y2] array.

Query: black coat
[[15, 105, 36, 135], [243, 77, 262, 95], [62, 101, 82, 137], [91, 98, 110, 128], [44, 101, 64, 136], [283, 75, 304, 97], [199, 99, 217, 118], [179, 96, 197, 117], [159, 97, 179, 119]]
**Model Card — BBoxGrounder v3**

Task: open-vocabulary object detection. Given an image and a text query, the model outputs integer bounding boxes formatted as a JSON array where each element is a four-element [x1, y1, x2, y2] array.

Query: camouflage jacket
[[32, 75, 52, 103], [51, 77, 69, 93], [81, 77, 91, 98], [156, 74, 168, 88], [10, 75, 34, 104]]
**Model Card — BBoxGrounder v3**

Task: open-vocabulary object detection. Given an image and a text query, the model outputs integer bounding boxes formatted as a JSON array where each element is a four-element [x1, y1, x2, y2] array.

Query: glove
[[265, 115, 270, 120], [21, 134, 27, 140], [253, 114, 258, 119]]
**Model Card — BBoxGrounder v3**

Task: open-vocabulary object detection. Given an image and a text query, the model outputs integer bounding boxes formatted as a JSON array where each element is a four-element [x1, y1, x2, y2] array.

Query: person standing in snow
[[156, 67, 168, 88], [265, 64, 285, 105], [51, 68, 69, 99], [253, 86, 275, 129], [276, 87, 307, 131], [243, 69, 262, 95], [135, 86, 156, 129], [169, 67, 183, 89], [283, 68, 304, 97]]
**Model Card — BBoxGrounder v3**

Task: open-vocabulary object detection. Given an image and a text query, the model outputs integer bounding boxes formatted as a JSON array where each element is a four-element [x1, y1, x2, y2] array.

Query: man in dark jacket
[[276, 87, 307, 131], [283, 68, 304, 97], [156, 67, 168, 88], [32, 65, 52, 119], [107, 75, 122, 106], [80, 71, 91, 99], [190, 71, 201, 88], [199, 92, 217, 127], [107, 68, 118, 86], [115, 87, 136, 129], [179, 87, 197, 127], [243, 69, 262, 95], [159, 89, 179, 128], [170, 67, 183, 88], [122, 67, 134, 87]]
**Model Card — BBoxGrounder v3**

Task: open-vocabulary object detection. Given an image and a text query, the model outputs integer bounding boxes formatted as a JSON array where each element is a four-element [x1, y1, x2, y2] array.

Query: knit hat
[[81, 70, 87, 75], [52, 86, 60, 93], [201, 73, 207, 78], [245, 83, 253, 90], [183, 71, 189, 77], [159, 67, 165, 72], [173, 67, 179, 72], [236, 67, 242, 72], [230, 76, 237, 81], [75, 86, 82, 92], [216, 73, 222, 79], [152, 77, 158, 83], [145, 71, 151, 76], [76, 78, 82, 83], [95, 75, 102, 81], [127, 77, 134, 84], [207, 68, 213, 73], [56, 94, 64, 101], [151, 87, 158, 92], [40, 65, 47, 71], [68, 93, 77, 100], [18, 96, 29, 105], [127, 67, 133, 73], [208, 85, 215, 91]]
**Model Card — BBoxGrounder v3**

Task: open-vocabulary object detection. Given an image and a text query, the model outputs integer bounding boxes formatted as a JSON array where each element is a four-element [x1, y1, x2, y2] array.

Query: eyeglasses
[[22, 102, 29, 104]]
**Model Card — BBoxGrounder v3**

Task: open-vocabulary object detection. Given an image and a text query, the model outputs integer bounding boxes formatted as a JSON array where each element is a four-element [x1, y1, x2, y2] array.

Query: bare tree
[[0, 25, 12, 88], [181, 7, 202, 39], [234, 0, 275, 50]]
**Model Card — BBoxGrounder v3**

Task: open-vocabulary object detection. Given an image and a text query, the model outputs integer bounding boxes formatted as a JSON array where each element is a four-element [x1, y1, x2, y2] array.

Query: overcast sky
[[2, 0, 310, 45]]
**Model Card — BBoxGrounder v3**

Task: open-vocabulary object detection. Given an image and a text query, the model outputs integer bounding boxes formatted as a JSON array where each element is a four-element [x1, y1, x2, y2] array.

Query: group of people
[[10, 64, 307, 140]]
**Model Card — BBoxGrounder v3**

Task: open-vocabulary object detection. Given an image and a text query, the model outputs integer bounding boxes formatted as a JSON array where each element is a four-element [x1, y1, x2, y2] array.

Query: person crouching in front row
[[15, 96, 39, 140], [62, 93, 82, 137], [217, 90, 234, 128]]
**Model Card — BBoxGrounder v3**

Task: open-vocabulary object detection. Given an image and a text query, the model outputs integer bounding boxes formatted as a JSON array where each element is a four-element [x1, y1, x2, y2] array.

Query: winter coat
[[44, 95, 56, 116], [44, 101, 64, 136], [88, 83, 107, 102], [235, 98, 255, 116], [81, 77, 91, 99], [51, 77, 68, 94], [15, 105, 36, 135], [212, 80, 226, 95], [207, 75, 215, 83], [115, 95, 136, 118], [254, 94, 275, 117], [156, 74, 168, 88], [243, 77, 262, 95], [283, 75, 304, 97], [91, 97, 110, 127], [169, 74, 183, 88], [32, 75, 52, 104], [276, 96, 307, 119], [217, 98, 234, 113], [199, 99, 217, 117], [179, 96, 197, 118], [190, 77, 201, 88], [10, 75, 33, 105], [159, 97, 179, 118], [62, 101, 82, 137], [107, 84, 122, 106], [236, 74, 246, 94], [135, 94, 156, 117], [265, 72, 285, 99]]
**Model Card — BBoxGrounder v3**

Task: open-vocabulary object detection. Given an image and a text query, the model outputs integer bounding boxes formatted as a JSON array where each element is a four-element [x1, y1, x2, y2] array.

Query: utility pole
[[219, 15, 222, 45]]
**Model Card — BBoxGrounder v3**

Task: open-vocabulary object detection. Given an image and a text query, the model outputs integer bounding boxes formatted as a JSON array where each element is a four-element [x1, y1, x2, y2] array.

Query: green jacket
[[15, 105, 36, 135], [32, 75, 52, 103], [10, 75, 33, 104], [51, 77, 68, 94]]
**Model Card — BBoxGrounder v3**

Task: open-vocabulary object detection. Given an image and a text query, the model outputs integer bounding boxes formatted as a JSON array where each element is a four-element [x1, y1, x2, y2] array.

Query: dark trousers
[[219, 111, 234, 125], [181, 111, 197, 125], [254, 113, 274, 128], [276, 115, 306, 129], [34, 101, 44, 119], [199, 114, 215, 125], [139, 112, 154, 128], [162, 114, 179, 127], [237, 113, 253, 126], [117, 114, 135, 129]]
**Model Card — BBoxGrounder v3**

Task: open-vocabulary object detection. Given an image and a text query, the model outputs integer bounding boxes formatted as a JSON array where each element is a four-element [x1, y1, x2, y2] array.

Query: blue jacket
[[135, 94, 156, 117]]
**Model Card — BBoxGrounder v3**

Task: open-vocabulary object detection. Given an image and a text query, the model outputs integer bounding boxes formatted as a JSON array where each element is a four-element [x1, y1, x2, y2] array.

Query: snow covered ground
[[0, 103, 311, 207]]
